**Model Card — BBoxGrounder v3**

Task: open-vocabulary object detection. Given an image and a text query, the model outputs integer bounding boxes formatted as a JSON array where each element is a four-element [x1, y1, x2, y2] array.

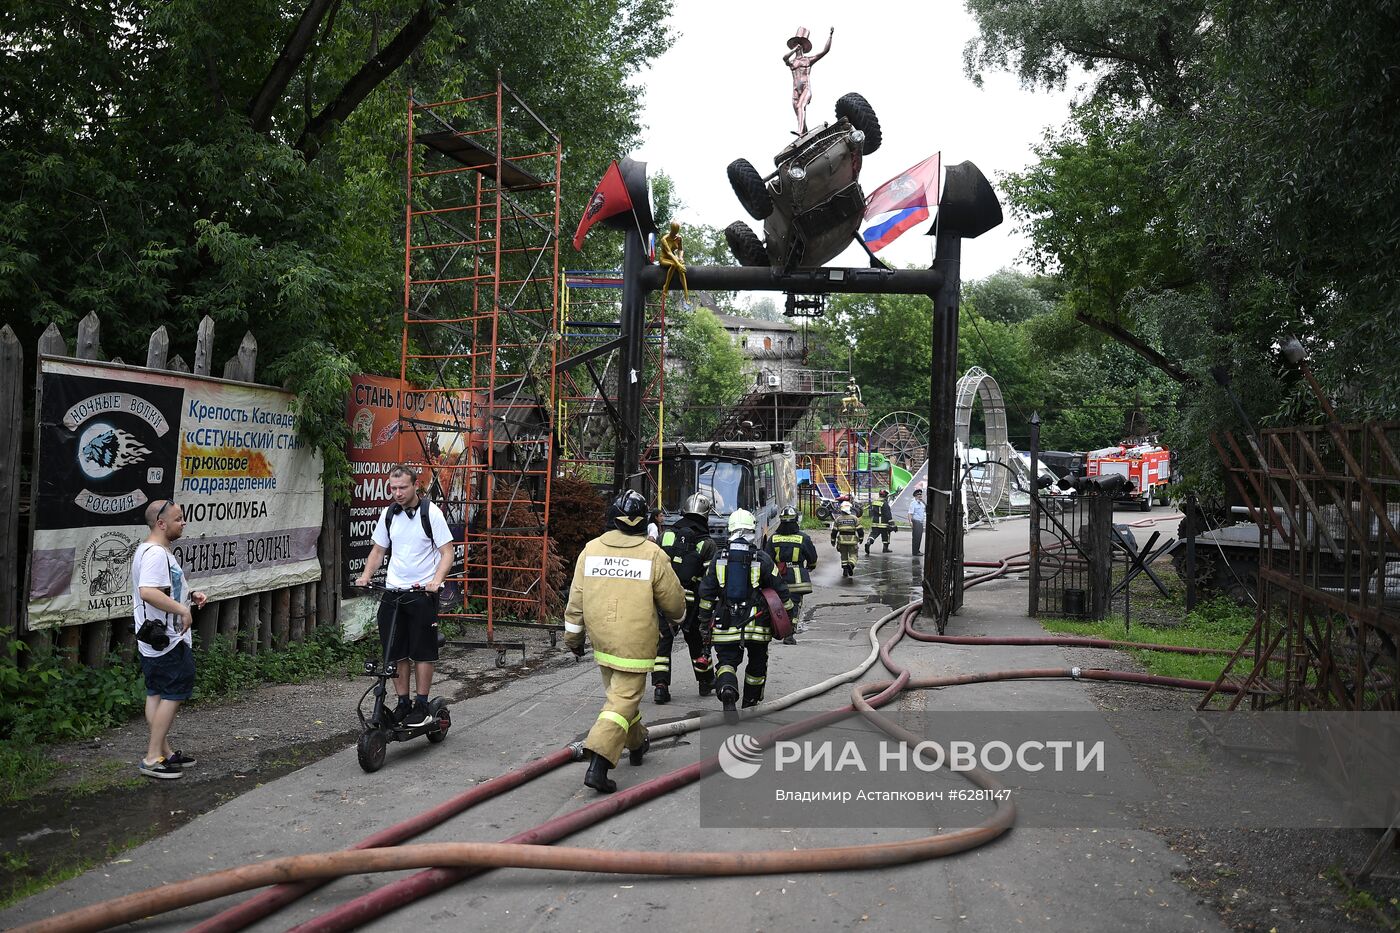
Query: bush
[[0, 641, 144, 744]]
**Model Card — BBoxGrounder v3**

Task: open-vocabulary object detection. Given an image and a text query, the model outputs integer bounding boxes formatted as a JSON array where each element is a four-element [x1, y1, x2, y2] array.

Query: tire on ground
[[835, 93, 882, 155], [727, 158, 773, 220], [725, 221, 769, 267]]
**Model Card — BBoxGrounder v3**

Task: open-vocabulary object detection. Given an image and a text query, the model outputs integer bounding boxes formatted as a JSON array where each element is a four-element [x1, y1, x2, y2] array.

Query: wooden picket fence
[[0, 312, 343, 668]]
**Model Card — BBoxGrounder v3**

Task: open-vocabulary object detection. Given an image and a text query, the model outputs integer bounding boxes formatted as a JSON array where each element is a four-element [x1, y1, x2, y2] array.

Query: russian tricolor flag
[[860, 153, 941, 253]]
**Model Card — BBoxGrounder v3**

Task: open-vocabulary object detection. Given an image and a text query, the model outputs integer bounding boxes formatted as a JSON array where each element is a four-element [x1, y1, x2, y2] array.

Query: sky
[[630, 0, 1074, 287]]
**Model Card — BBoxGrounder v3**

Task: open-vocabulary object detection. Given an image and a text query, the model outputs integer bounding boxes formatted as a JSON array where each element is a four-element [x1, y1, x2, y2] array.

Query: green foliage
[[967, 0, 1400, 496], [667, 307, 751, 440], [194, 627, 361, 700], [0, 745, 60, 806], [1040, 598, 1254, 683], [810, 292, 933, 417], [0, 642, 145, 746], [0, 0, 674, 491]]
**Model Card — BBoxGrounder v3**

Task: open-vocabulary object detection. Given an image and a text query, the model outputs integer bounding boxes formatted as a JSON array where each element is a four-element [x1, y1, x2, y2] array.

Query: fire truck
[[1084, 443, 1172, 511]]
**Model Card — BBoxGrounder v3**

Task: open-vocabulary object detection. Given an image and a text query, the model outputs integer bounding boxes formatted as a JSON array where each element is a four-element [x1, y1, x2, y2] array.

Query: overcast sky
[[629, 0, 1073, 287]]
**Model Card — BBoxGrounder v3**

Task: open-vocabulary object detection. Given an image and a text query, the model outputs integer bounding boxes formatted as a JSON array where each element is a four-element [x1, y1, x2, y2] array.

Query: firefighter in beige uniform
[[564, 490, 687, 793]]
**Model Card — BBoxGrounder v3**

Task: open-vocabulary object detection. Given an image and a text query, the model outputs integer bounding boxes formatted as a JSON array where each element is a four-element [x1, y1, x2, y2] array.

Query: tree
[[0, 0, 674, 487], [666, 307, 750, 441], [966, 0, 1400, 493]]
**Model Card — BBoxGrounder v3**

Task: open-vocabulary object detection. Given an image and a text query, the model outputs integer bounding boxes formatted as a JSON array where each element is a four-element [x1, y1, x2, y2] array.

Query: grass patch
[[0, 832, 156, 911], [1039, 598, 1255, 683], [67, 760, 143, 798], [0, 746, 61, 806]]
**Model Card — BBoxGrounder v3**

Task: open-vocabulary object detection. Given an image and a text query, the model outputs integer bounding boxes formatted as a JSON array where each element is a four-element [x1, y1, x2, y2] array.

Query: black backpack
[[382, 499, 435, 553], [720, 540, 754, 624]]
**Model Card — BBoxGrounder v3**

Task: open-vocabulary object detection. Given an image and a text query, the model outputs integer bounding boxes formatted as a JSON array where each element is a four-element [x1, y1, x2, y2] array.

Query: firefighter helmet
[[683, 493, 713, 517], [728, 509, 756, 533], [779, 506, 798, 522], [611, 489, 649, 532]]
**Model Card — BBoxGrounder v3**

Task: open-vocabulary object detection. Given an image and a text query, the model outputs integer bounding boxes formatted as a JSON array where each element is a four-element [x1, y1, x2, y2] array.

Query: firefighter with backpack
[[865, 488, 894, 554], [652, 494, 718, 703], [696, 509, 793, 719], [767, 506, 817, 645], [563, 490, 687, 793], [831, 500, 864, 577]]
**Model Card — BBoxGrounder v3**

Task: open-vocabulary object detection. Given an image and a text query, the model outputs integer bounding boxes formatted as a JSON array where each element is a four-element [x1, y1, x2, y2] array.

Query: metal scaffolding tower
[[397, 78, 562, 654]]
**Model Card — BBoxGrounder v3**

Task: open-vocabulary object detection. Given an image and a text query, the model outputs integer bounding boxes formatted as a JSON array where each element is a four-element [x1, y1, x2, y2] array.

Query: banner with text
[[26, 359, 324, 629], [344, 374, 478, 595]]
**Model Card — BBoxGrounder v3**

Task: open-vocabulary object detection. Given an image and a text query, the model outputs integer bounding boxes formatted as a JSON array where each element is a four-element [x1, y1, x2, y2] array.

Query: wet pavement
[[3, 511, 1235, 933]]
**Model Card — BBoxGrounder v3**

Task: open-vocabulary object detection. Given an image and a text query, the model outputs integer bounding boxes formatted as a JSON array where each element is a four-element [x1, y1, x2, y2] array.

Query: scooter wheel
[[357, 728, 388, 772], [426, 699, 451, 744]]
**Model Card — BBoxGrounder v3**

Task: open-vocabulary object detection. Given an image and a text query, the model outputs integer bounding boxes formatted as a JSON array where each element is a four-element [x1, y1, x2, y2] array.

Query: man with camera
[[132, 499, 207, 780]]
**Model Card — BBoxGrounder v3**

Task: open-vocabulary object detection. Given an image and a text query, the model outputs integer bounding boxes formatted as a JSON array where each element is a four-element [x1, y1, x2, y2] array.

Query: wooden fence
[[0, 312, 343, 668]]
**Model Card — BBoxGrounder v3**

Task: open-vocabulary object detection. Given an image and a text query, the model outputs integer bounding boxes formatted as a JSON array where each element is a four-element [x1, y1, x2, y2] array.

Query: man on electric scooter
[[355, 464, 454, 729]]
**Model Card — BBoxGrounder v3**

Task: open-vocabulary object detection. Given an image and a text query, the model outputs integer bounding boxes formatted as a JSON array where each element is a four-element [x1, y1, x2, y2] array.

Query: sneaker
[[392, 698, 413, 725], [782, 635, 797, 645], [403, 701, 433, 729], [166, 750, 197, 769], [139, 757, 183, 780]]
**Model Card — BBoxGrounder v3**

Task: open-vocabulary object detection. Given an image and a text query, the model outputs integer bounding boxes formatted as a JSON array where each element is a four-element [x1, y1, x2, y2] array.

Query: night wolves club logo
[[39, 372, 182, 529], [79, 423, 151, 479]]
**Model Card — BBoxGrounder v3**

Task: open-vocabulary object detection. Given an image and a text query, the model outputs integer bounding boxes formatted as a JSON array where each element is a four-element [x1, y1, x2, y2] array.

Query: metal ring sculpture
[[953, 366, 1013, 511]]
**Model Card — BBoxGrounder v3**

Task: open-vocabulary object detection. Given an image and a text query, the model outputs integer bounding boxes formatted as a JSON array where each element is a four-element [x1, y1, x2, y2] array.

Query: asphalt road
[[3, 511, 1223, 932]]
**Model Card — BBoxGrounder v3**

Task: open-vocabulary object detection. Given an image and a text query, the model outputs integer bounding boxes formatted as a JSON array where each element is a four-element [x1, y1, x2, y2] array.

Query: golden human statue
[[840, 377, 864, 416], [657, 221, 690, 301]]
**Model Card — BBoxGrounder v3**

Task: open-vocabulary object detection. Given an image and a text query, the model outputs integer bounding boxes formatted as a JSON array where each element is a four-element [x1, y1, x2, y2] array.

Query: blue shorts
[[140, 641, 196, 701]]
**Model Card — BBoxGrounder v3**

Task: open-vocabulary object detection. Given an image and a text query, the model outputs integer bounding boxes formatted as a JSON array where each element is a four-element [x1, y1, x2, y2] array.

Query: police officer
[[697, 509, 792, 719], [767, 506, 817, 645], [564, 490, 686, 794], [865, 489, 894, 554], [652, 494, 718, 703], [908, 487, 926, 557], [831, 500, 863, 577]]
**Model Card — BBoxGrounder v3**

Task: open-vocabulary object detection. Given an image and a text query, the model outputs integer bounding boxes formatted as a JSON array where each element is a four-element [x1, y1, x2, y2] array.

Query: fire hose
[[16, 579, 1249, 933]]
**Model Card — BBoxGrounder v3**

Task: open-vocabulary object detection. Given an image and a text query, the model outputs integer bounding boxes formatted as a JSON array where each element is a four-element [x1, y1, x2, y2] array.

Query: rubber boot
[[583, 752, 616, 794], [628, 737, 650, 767], [697, 675, 714, 697], [653, 684, 670, 704], [718, 685, 740, 724]]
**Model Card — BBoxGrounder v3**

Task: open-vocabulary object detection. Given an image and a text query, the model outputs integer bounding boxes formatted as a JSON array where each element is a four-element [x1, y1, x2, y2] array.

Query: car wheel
[[727, 158, 773, 221], [835, 93, 882, 155], [725, 221, 768, 267]]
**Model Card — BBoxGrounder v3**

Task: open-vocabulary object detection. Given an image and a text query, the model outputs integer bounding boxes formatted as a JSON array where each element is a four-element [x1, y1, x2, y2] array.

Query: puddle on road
[[0, 652, 561, 905], [0, 732, 355, 904]]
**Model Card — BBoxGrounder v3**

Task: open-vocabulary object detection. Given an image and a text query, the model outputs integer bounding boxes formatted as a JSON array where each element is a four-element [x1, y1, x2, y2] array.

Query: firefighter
[[865, 489, 894, 554], [564, 490, 687, 794], [767, 505, 817, 645], [652, 494, 718, 703], [697, 509, 792, 720], [831, 500, 863, 577]]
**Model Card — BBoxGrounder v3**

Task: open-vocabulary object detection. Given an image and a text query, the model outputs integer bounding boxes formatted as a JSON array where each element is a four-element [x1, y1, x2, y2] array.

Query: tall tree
[[0, 0, 673, 485]]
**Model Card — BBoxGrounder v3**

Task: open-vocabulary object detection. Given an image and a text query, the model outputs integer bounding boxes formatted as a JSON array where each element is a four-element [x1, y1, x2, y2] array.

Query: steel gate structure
[[1202, 420, 1400, 711]]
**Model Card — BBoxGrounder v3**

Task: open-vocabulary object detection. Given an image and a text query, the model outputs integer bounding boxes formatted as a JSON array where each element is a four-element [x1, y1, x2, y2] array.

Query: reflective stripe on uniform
[[653, 657, 670, 669], [592, 650, 654, 671], [716, 665, 737, 676], [564, 621, 584, 634], [745, 674, 766, 686], [598, 710, 630, 731]]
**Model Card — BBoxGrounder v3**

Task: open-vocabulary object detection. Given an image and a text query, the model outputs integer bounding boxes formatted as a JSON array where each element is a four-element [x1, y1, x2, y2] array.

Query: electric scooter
[[353, 584, 451, 773]]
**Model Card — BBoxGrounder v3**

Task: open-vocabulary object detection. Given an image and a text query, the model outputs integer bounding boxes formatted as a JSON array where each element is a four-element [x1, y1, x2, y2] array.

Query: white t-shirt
[[371, 499, 454, 589], [131, 542, 192, 658]]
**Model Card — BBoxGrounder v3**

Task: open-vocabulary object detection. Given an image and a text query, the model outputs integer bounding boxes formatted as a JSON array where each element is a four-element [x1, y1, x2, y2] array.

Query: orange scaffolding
[[397, 77, 562, 656]]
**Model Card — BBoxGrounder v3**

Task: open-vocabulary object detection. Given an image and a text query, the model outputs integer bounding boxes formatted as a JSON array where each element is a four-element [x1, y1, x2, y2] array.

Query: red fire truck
[[1084, 444, 1172, 511]]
